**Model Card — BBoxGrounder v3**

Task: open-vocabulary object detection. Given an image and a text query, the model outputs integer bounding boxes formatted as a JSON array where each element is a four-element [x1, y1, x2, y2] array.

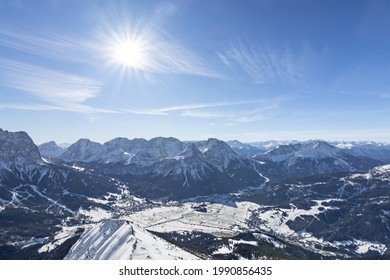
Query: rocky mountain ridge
[[2, 128, 390, 259]]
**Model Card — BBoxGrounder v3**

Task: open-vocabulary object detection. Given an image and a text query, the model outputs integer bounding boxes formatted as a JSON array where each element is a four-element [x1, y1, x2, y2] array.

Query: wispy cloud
[[219, 40, 307, 84], [180, 110, 234, 119], [0, 103, 68, 111], [124, 98, 288, 124], [0, 24, 96, 64], [0, 58, 113, 114], [125, 109, 168, 116], [124, 100, 256, 116], [232, 105, 280, 123], [148, 39, 222, 78], [0, 103, 114, 114], [157, 101, 252, 112], [0, 58, 99, 103], [178, 104, 279, 123]]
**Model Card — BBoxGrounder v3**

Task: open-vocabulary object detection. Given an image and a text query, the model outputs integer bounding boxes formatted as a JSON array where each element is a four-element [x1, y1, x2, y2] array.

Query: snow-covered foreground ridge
[[65, 219, 199, 260]]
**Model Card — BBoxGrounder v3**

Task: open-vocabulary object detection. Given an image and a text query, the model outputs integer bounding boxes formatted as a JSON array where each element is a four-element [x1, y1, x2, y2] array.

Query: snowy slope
[[126, 200, 259, 237], [253, 140, 383, 179], [333, 141, 390, 161], [249, 140, 300, 152], [65, 219, 199, 260], [249, 164, 390, 257], [59, 138, 104, 163], [38, 141, 65, 158], [263, 140, 341, 162], [196, 138, 241, 169]]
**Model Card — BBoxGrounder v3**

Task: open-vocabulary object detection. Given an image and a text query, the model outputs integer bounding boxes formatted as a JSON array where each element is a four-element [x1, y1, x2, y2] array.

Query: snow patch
[[373, 164, 390, 174], [354, 239, 387, 255], [253, 233, 285, 249], [78, 207, 113, 222], [38, 225, 81, 253]]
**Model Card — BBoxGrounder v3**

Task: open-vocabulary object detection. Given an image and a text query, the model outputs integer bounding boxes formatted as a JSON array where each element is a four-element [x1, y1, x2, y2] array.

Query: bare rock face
[[0, 128, 42, 169]]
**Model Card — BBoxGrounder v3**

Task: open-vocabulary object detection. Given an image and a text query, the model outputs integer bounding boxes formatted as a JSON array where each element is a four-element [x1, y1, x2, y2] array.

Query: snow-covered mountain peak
[[250, 140, 300, 151], [332, 141, 390, 161], [60, 138, 103, 163], [196, 138, 239, 168], [263, 143, 303, 162], [227, 140, 245, 149], [263, 140, 339, 162], [150, 137, 184, 157], [56, 136, 245, 170], [296, 140, 339, 159], [124, 137, 184, 166], [0, 128, 42, 169], [38, 141, 64, 158], [65, 219, 199, 260], [104, 137, 133, 150], [227, 140, 265, 157], [372, 164, 390, 174]]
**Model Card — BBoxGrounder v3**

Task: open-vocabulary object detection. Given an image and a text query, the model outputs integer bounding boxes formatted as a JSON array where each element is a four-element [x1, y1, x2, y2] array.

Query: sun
[[110, 38, 147, 69]]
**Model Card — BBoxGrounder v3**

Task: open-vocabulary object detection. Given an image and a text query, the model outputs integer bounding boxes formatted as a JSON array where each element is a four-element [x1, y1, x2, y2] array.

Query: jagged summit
[[2, 127, 390, 260], [31, 134, 263, 199], [0, 128, 42, 169], [255, 140, 382, 179], [177, 143, 203, 160], [263, 140, 340, 162], [104, 137, 134, 149], [196, 138, 240, 169], [227, 140, 265, 157], [60, 138, 103, 163], [39, 141, 64, 158]]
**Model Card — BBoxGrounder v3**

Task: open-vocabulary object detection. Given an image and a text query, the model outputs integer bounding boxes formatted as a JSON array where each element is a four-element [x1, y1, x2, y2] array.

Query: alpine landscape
[[1, 0, 390, 261], [1, 128, 390, 259]]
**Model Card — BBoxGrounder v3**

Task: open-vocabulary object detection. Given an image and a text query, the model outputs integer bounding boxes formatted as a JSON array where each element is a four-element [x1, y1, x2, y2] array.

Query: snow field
[[126, 201, 259, 237]]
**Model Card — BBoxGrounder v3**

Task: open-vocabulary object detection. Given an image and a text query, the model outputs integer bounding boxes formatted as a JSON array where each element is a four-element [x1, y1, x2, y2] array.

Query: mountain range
[[1, 127, 390, 259]]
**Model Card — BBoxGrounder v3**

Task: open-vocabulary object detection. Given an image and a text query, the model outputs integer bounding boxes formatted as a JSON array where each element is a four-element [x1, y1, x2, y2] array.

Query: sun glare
[[111, 39, 147, 69]]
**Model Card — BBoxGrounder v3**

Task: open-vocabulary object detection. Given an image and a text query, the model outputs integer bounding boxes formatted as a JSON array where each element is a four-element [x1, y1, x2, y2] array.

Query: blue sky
[[1, 0, 390, 144]]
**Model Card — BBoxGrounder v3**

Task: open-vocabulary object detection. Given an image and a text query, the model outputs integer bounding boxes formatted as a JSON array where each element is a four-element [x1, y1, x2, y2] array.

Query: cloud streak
[[219, 41, 307, 84], [0, 58, 100, 103], [0, 103, 115, 114], [0, 25, 96, 64], [0, 58, 112, 114], [124, 100, 257, 115], [157, 100, 253, 112], [124, 98, 287, 124], [147, 39, 222, 78]]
